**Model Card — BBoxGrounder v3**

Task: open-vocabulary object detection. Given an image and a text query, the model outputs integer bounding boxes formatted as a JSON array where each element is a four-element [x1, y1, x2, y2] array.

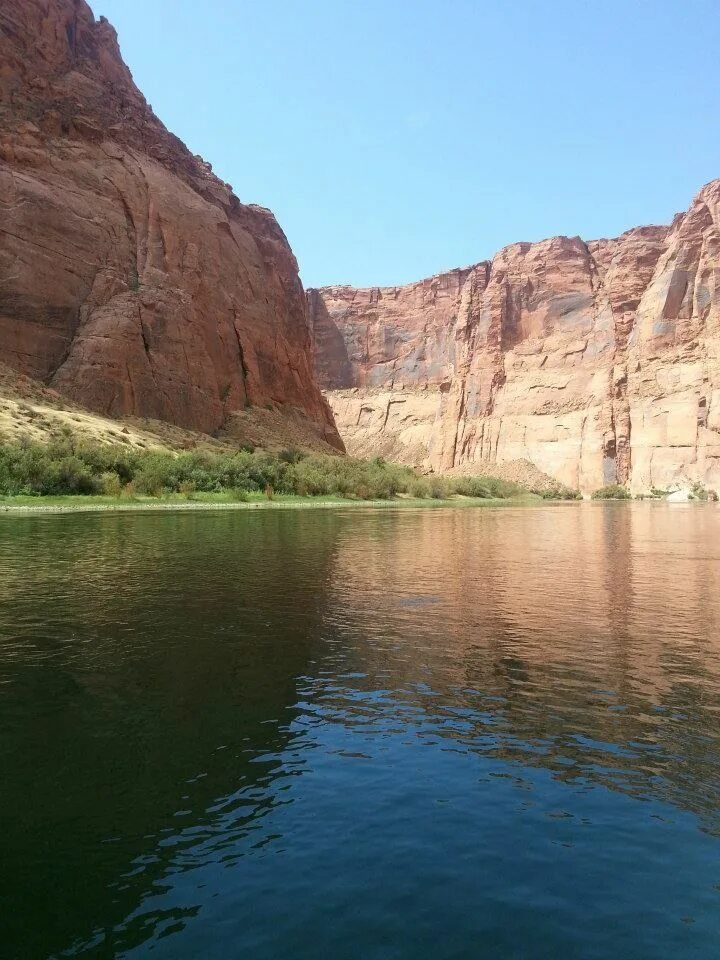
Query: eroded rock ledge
[[309, 182, 720, 493]]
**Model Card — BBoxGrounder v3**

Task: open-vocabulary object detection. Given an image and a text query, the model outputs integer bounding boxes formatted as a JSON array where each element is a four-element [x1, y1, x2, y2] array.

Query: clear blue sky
[[97, 0, 719, 288]]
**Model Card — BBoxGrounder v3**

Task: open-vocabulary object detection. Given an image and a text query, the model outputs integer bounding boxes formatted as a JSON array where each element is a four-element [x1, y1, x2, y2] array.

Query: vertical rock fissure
[[230, 309, 249, 408]]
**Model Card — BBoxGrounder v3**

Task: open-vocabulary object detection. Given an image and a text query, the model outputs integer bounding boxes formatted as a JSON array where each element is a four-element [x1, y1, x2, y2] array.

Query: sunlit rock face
[[0, 0, 341, 448], [310, 180, 720, 492]]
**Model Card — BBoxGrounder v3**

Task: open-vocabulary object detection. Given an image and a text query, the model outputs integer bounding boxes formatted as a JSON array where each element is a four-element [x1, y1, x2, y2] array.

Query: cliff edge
[[310, 181, 720, 492], [0, 0, 342, 449]]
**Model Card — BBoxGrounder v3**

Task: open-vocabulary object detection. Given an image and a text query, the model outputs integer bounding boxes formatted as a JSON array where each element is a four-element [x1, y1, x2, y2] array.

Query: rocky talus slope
[[0, 0, 341, 449], [309, 180, 720, 493]]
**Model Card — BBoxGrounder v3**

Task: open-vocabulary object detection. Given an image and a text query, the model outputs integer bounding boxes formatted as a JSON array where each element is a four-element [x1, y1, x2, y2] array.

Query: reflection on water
[[1, 504, 719, 959]]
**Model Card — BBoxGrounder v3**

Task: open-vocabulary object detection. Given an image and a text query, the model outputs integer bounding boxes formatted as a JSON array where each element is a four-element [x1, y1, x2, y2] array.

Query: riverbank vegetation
[[593, 482, 716, 501], [591, 484, 632, 500], [0, 438, 579, 502]]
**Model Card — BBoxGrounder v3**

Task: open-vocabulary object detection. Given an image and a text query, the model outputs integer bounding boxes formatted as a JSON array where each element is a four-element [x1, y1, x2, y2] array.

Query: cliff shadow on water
[[0, 511, 341, 956]]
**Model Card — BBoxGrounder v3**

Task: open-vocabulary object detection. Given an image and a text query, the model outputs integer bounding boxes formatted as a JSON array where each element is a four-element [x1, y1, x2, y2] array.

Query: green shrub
[[278, 447, 304, 465], [408, 478, 430, 498], [425, 477, 449, 499], [0, 438, 581, 503], [691, 482, 709, 502], [134, 458, 173, 496], [178, 480, 197, 500], [533, 485, 582, 500], [592, 484, 631, 500], [451, 476, 493, 498], [100, 471, 123, 496]]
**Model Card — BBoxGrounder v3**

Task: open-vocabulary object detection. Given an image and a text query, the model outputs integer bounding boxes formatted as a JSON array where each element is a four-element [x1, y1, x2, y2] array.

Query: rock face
[[310, 180, 720, 492], [0, 0, 341, 448]]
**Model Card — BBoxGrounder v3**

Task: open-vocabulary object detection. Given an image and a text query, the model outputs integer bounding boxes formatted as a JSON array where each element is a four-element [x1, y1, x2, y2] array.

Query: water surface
[[1, 504, 719, 958]]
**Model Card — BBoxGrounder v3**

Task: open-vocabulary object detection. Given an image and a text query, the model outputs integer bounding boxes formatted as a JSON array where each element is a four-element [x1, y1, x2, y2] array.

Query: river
[[1, 503, 719, 958]]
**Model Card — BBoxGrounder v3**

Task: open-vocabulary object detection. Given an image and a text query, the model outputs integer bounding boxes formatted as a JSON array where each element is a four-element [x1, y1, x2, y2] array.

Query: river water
[[1, 503, 719, 959]]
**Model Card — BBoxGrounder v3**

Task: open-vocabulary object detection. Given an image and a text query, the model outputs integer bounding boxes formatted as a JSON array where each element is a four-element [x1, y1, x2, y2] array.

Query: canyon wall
[[310, 180, 720, 492], [0, 0, 341, 447]]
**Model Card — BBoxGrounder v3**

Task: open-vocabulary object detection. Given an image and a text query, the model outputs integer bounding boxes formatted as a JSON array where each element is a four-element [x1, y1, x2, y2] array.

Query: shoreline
[[0, 494, 544, 516], [0, 496, 709, 516]]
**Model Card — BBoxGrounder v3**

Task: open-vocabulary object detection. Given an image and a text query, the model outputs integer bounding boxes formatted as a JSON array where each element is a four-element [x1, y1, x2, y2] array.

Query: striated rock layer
[[0, 0, 341, 447], [310, 180, 720, 492]]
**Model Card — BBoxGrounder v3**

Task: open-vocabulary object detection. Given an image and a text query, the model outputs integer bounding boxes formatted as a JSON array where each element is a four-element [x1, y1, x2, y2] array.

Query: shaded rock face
[[310, 180, 720, 492], [0, 0, 341, 447]]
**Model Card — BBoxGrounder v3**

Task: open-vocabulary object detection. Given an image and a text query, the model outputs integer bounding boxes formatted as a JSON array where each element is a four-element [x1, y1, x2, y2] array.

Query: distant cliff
[[310, 180, 720, 492], [0, 0, 342, 449]]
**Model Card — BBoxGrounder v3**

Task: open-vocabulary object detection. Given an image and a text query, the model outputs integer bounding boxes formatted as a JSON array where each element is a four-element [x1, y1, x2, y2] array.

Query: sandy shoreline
[[0, 496, 519, 516]]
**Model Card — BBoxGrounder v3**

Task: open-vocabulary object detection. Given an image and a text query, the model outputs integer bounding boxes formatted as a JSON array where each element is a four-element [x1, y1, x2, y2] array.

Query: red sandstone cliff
[[0, 0, 342, 448], [310, 180, 720, 492]]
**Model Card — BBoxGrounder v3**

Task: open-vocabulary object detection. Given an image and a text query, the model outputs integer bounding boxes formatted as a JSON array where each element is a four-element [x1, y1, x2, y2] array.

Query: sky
[[96, 0, 720, 289]]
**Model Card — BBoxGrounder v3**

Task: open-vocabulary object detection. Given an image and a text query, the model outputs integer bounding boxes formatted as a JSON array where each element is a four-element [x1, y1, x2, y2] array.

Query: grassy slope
[[0, 363, 340, 456]]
